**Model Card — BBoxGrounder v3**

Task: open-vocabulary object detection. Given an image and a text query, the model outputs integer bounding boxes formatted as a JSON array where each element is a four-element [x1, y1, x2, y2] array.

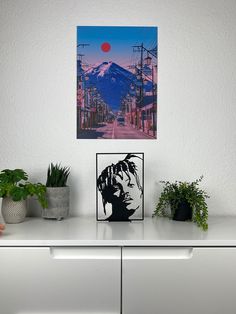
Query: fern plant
[[153, 176, 209, 231], [0, 169, 47, 208], [46, 163, 70, 187]]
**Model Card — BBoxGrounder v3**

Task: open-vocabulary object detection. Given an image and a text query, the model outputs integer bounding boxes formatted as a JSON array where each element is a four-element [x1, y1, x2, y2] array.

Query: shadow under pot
[[42, 187, 70, 221], [172, 200, 192, 221]]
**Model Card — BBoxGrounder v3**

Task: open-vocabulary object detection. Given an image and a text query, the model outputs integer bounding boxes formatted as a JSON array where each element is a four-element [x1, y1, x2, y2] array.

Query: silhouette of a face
[[97, 153, 143, 221], [114, 172, 142, 211]]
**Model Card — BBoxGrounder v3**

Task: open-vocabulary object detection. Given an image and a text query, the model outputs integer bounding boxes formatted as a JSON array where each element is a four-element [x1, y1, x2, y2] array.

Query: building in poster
[[77, 26, 158, 140]]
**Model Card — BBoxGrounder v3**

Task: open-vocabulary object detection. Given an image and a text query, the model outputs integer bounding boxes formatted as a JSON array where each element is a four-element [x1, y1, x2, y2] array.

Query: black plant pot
[[172, 201, 192, 221]]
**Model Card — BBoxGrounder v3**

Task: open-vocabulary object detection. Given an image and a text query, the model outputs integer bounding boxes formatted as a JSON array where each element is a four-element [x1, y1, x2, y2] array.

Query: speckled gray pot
[[42, 187, 70, 220], [1, 197, 27, 224]]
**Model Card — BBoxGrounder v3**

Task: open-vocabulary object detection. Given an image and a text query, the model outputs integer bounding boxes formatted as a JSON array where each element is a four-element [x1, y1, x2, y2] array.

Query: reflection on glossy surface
[[1, 216, 236, 246], [96, 220, 144, 240]]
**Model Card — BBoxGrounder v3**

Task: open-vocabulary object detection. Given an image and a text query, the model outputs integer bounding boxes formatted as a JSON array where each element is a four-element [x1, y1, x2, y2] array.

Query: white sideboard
[[0, 246, 121, 314], [122, 247, 236, 314], [1, 216, 236, 314]]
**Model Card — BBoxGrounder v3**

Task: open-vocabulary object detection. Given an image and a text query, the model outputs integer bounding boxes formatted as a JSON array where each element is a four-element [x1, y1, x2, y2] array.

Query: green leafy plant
[[153, 176, 209, 231], [0, 169, 47, 208], [46, 163, 70, 187]]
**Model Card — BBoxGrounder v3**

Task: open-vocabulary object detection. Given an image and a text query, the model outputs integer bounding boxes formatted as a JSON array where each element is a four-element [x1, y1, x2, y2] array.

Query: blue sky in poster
[[77, 26, 157, 68]]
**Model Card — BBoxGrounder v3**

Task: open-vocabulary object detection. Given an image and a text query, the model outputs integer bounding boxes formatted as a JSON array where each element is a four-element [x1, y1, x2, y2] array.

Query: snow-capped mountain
[[84, 61, 135, 111]]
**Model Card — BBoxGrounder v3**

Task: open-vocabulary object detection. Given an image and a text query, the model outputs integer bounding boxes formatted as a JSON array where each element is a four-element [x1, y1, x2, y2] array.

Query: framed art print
[[96, 153, 144, 221], [77, 26, 158, 139]]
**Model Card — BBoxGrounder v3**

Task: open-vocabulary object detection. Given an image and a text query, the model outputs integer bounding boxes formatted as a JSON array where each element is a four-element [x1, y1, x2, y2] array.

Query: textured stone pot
[[1, 197, 27, 224], [42, 187, 70, 220]]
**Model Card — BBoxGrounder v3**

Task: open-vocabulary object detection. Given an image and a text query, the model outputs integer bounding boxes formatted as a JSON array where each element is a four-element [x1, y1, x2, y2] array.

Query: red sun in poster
[[101, 42, 111, 52]]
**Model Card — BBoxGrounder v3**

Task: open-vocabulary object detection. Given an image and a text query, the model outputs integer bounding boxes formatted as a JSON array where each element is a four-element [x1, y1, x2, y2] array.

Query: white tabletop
[[0, 216, 236, 246]]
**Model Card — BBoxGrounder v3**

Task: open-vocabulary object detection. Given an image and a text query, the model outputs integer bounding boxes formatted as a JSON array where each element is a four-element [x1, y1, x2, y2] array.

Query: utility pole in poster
[[77, 44, 89, 136], [133, 43, 144, 131], [133, 43, 157, 137]]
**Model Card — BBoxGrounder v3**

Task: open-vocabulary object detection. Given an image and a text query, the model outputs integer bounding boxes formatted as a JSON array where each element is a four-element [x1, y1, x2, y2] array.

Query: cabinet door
[[123, 247, 236, 314], [0, 247, 121, 314]]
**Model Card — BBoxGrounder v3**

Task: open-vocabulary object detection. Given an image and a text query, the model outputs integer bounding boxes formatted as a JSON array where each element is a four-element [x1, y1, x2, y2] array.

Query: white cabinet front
[[0, 247, 121, 314], [122, 247, 236, 314]]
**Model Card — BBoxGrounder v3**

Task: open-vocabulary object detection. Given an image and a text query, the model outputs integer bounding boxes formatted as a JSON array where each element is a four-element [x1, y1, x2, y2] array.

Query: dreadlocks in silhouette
[[97, 153, 143, 221]]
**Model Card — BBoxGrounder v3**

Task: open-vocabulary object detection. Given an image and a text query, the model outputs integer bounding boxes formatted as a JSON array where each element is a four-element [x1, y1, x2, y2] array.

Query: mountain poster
[[77, 26, 158, 139]]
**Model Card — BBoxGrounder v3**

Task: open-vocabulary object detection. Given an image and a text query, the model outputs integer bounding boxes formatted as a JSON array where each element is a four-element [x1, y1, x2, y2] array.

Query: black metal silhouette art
[[97, 153, 144, 221]]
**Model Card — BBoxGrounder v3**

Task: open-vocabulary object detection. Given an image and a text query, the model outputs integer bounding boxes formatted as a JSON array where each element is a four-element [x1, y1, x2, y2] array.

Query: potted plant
[[42, 163, 70, 220], [0, 169, 47, 224], [152, 176, 209, 230]]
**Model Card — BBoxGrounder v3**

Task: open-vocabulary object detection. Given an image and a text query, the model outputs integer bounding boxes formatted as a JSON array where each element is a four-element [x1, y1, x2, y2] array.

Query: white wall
[[0, 0, 236, 217]]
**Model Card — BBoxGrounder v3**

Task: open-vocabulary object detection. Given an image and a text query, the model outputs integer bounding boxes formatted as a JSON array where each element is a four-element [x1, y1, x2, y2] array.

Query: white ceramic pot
[[42, 187, 70, 220], [1, 197, 27, 224]]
